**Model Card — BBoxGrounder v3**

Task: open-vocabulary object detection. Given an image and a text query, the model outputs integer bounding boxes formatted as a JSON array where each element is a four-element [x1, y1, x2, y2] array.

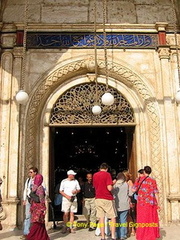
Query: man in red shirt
[[93, 163, 117, 240]]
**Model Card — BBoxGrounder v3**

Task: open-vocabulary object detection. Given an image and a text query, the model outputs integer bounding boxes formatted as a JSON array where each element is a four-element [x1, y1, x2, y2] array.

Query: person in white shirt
[[59, 170, 81, 234], [21, 167, 38, 239]]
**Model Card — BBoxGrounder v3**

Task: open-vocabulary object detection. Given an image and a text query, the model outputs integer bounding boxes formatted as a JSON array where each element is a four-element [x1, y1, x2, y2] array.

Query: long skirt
[[27, 222, 50, 240], [136, 204, 160, 240]]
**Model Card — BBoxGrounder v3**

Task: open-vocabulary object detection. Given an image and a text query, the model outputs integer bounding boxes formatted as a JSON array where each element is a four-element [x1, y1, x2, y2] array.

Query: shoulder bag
[[131, 176, 148, 204], [29, 191, 40, 203]]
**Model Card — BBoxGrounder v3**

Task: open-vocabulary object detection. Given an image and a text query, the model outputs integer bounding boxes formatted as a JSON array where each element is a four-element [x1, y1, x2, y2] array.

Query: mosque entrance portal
[[49, 125, 135, 220], [48, 82, 135, 220]]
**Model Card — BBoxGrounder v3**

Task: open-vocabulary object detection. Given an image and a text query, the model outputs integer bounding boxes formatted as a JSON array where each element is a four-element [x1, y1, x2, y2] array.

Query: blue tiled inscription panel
[[27, 33, 158, 49]]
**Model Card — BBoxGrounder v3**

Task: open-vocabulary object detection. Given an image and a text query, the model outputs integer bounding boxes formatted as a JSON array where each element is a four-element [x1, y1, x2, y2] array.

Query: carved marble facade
[[0, 0, 180, 229]]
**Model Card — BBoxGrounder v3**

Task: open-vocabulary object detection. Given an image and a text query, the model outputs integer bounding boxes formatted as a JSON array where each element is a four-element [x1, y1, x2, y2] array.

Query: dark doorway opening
[[49, 126, 135, 221]]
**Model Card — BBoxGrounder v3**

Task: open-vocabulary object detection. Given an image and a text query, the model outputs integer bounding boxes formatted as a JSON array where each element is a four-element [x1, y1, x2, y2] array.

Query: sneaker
[[69, 228, 76, 233], [89, 227, 96, 231], [20, 236, 27, 240]]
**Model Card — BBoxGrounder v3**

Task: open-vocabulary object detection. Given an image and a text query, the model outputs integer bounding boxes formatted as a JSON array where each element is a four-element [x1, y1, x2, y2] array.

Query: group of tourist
[[59, 163, 160, 240], [21, 163, 160, 240]]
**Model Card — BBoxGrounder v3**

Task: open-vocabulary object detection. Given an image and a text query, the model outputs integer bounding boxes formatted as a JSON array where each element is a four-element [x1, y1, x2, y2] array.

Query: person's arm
[[155, 193, 159, 204], [72, 180, 81, 195], [23, 179, 29, 205], [72, 189, 81, 194], [60, 190, 71, 200], [106, 173, 113, 192], [132, 177, 140, 192], [107, 185, 113, 191], [42, 180, 49, 197], [155, 192, 160, 210], [152, 179, 160, 209], [59, 180, 71, 200], [154, 180, 160, 209], [128, 180, 134, 196]]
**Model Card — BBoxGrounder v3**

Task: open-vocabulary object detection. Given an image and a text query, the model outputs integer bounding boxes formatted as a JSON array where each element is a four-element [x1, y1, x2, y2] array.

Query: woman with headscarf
[[27, 174, 50, 240]]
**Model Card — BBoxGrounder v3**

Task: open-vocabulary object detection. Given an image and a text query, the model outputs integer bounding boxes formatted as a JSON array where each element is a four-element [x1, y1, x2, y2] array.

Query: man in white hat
[[59, 170, 81, 233]]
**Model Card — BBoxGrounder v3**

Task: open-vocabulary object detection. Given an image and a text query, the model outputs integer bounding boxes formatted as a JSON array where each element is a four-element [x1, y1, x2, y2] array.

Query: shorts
[[61, 197, 77, 213], [95, 199, 117, 219]]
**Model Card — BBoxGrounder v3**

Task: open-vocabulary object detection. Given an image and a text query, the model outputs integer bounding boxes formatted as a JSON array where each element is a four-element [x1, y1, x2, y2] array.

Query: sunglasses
[[29, 171, 33, 173]]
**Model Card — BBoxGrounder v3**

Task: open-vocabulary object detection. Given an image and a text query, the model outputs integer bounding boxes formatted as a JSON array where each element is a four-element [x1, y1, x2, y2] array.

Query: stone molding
[[155, 22, 168, 32], [167, 195, 180, 201], [1, 33, 16, 48], [17, 23, 160, 33], [158, 46, 171, 59]]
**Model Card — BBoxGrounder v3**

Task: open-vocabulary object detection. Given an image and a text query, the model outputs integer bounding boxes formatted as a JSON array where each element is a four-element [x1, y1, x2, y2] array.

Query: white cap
[[67, 170, 77, 175]]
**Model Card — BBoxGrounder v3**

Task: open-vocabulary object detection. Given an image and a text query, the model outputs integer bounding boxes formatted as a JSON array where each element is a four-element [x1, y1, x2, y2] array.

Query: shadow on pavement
[[159, 228, 167, 239]]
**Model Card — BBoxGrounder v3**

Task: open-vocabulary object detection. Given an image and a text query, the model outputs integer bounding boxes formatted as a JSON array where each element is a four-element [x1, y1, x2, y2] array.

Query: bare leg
[[69, 212, 76, 233], [63, 212, 69, 226], [99, 217, 105, 239], [111, 217, 116, 239], [62, 212, 69, 233]]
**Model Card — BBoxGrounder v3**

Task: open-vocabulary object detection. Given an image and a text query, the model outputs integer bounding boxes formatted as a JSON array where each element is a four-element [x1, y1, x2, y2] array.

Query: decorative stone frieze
[[166, 34, 180, 47]]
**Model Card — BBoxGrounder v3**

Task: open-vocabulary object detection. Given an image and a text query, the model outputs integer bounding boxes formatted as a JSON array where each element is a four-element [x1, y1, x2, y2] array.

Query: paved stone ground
[[0, 223, 180, 240]]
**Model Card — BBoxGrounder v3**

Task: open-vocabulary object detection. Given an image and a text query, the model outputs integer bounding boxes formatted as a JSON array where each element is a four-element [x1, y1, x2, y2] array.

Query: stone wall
[[1, 0, 178, 25]]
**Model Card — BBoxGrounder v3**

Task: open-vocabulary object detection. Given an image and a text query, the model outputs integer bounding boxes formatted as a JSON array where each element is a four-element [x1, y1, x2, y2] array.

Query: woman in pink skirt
[[133, 166, 160, 240], [27, 174, 50, 240]]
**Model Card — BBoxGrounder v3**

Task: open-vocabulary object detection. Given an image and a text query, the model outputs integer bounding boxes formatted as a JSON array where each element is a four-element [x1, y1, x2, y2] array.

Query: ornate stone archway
[[24, 58, 164, 221]]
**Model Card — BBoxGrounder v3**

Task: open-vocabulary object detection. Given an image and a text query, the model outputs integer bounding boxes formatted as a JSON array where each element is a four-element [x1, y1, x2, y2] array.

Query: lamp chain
[[21, 0, 29, 90], [94, 0, 98, 103], [172, 0, 180, 87], [103, 0, 109, 91]]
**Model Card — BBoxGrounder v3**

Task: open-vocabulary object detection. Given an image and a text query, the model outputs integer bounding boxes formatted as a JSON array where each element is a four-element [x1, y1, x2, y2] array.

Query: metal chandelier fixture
[[101, 0, 114, 106], [15, 0, 29, 105], [92, 0, 102, 115]]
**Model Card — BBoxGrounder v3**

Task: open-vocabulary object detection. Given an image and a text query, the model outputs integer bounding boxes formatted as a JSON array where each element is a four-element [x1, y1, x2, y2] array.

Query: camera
[[70, 196, 75, 202]]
